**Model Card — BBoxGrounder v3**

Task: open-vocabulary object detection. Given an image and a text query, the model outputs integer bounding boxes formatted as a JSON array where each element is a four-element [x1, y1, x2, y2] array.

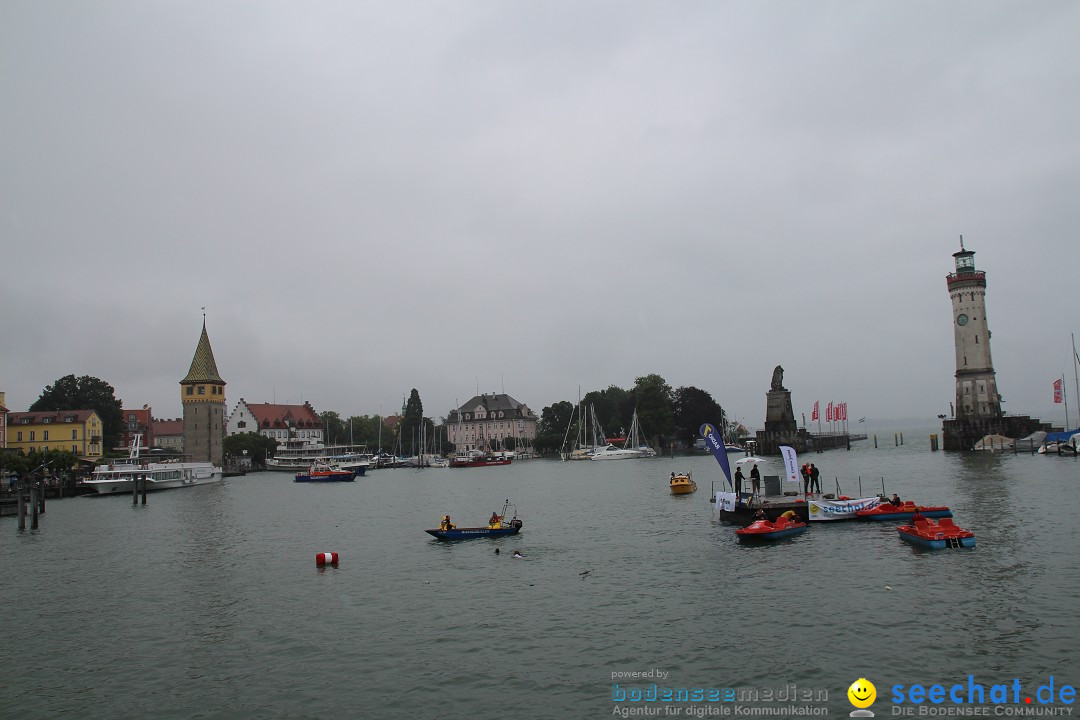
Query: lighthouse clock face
[[956, 313, 969, 326]]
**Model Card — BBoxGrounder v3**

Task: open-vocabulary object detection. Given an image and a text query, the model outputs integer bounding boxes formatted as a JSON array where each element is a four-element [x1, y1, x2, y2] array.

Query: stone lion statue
[[771, 365, 785, 391]]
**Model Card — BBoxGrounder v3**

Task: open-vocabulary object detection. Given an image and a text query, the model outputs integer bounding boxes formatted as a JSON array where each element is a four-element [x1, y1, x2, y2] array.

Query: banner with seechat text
[[807, 497, 881, 521], [778, 445, 800, 484]]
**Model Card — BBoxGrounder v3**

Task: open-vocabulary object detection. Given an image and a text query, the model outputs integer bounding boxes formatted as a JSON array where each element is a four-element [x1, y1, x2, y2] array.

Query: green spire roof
[[181, 321, 225, 384]]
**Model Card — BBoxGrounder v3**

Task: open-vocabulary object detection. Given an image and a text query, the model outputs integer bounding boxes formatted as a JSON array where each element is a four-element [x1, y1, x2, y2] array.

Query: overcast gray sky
[[3, 1, 1078, 430]]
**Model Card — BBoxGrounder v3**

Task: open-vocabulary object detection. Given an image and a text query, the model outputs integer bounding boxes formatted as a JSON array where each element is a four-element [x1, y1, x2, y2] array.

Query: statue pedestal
[[757, 389, 805, 455], [764, 389, 796, 433]]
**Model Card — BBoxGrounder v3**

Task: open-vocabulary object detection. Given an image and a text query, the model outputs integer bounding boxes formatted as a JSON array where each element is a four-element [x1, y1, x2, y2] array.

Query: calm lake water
[[2, 430, 1078, 719]]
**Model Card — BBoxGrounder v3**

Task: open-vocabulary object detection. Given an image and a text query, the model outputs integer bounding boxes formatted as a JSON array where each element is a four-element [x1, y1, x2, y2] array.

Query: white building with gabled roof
[[446, 393, 537, 452]]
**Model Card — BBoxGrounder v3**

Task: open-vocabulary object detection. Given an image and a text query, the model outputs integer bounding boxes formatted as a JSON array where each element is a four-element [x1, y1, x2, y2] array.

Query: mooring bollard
[[30, 484, 39, 530], [141, 477, 148, 505], [17, 487, 26, 531], [930, 434, 939, 451]]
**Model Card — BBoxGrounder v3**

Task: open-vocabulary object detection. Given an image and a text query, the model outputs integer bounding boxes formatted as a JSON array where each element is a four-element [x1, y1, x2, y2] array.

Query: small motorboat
[[294, 460, 355, 483], [669, 471, 697, 495], [856, 501, 952, 521], [735, 515, 808, 542], [897, 517, 975, 549], [425, 500, 523, 540]]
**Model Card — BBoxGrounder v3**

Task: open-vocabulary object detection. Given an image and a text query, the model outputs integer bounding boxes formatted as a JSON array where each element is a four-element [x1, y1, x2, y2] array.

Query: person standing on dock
[[809, 464, 821, 494], [750, 464, 761, 495], [734, 466, 744, 497], [801, 464, 811, 494]]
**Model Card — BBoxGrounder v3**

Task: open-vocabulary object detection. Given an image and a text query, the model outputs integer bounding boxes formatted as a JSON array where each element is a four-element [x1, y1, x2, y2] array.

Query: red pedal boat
[[897, 517, 976, 549], [736, 515, 808, 542], [856, 501, 952, 521]]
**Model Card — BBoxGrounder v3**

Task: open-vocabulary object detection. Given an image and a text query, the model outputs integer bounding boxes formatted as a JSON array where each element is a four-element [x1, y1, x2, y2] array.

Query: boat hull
[[735, 519, 808, 541], [896, 519, 976, 549], [84, 468, 222, 495], [425, 526, 521, 540], [590, 450, 644, 461], [294, 471, 355, 482], [449, 458, 512, 468], [857, 506, 952, 521], [736, 525, 807, 541], [897, 529, 976, 549]]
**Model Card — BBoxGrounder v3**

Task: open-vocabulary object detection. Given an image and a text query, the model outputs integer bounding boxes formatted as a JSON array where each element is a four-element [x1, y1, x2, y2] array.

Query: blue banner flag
[[699, 423, 732, 488]]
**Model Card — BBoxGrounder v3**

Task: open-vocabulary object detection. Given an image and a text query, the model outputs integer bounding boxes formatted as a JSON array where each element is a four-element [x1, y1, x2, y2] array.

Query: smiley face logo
[[847, 678, 876, 709]]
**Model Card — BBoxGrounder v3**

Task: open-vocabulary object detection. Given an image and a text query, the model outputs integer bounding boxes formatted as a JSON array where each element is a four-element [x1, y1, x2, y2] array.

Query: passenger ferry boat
[[266, 438, 372, 475], [84, 435, 222, 495]]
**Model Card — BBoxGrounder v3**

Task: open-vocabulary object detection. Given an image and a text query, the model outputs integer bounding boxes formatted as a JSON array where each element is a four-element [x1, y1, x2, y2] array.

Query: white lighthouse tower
[[947, 238, 1002, 419]]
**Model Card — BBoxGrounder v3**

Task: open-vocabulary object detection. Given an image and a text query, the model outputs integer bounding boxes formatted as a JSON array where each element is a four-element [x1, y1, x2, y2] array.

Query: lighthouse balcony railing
[[946, 271, 986, 286]]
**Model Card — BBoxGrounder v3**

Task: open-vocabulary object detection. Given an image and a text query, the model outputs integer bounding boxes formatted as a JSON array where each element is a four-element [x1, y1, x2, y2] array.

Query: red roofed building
[[118, 406, 153, 451], [151, 418, 184, 453], [226, 399, 323, 444], [6, 409, 103, 459]]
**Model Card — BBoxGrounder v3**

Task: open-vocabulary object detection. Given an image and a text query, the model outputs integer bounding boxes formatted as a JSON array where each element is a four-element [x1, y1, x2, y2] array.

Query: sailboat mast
[[1073, 333, 1080, 429], [1064, 374, 1070, 430]]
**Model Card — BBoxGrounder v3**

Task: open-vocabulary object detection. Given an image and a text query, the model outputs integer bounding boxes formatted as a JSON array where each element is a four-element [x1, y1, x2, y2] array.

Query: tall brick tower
[[181, 317, 226, 465]]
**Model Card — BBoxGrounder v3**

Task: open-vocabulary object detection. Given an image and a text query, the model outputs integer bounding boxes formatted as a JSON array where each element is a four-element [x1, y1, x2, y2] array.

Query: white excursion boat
[[84, 435, 222, 495], [267, 438, 372, 475]]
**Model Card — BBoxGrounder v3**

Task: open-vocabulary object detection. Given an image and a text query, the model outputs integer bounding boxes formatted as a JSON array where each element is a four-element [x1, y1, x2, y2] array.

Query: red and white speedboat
[[294, 460, 355, 483]]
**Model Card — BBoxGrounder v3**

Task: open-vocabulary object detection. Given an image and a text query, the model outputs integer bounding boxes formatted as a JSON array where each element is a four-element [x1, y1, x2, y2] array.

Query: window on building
[[43, 431, 49, 441], [238, 421, 246, 429], [43, 417, 52, 424], [30, 431, 35, 441], [17, 432, 22, 442], [72, 445, 78, 453], [72, 430, 78, 440], [198, 386, 205, 395], [187, 386, 194, 395]]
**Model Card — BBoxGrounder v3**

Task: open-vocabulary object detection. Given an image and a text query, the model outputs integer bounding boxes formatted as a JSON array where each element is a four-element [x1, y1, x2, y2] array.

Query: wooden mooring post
[[30, 483, 40, 530], [131, 476, 148, 506], [17, 484, 26, 531]]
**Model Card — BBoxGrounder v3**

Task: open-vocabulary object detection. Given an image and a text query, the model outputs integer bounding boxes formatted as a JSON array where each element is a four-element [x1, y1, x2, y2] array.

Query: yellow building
[[6, 409, 103, 459]]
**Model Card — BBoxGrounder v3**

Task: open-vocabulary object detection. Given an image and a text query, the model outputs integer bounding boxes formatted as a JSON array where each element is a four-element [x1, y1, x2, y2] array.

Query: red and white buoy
[[315, 551, 339, 566]]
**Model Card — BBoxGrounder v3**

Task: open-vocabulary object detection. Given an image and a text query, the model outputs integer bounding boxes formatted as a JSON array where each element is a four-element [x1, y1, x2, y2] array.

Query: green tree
[[0, 450, 30, 478], [673, 386, 725, 447], [583, 385, 630, 439], [223, 432, 279, 468], [533, 400, 574, 454], [319, 411, 345, 444], [632, 373, 675, 447], [30, 375, 124, 450]]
